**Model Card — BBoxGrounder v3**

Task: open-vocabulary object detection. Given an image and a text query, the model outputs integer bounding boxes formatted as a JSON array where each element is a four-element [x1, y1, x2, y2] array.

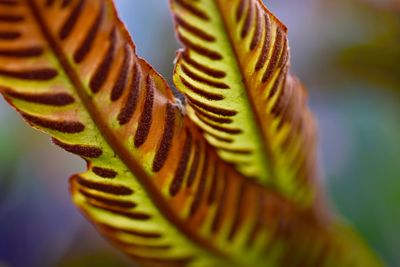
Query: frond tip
[[171, 0, 320, 208]]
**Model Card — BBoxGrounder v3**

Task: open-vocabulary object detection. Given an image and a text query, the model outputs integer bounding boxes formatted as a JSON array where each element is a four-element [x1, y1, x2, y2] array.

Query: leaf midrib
[[27, 0, 229, 261], [214, 0, 278, 184]]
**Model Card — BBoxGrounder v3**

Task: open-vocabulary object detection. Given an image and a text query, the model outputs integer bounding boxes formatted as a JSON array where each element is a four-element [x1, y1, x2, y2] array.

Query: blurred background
[[0, 0, 399, 266]]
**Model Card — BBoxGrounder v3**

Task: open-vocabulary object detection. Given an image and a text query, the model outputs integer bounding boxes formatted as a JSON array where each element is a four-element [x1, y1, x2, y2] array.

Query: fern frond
[[0, 1, 383, 266]]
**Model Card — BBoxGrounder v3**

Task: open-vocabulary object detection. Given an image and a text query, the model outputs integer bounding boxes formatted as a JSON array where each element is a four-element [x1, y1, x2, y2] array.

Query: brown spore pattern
[[236, 0, 247, 21], [152, 103, 176, 172], [0, 68, 58, 80], [0, 47, 43, 57], [240, 1, 254, 38], [22, 113, 84, 133], [250, 5, 261, 50], [180, 76, 224, 101], [191, 105, 233, 124], [134, 74, 154, 147], [99, 223, 162, 239], [185, 94, 237, 117], [0, 0, 19, 7], [88, 201, 151, 220], [262, 26, 283, 83], [5, 90, 74, 106], [61, 0, 71, 8], [79, 189, 137, 209], [255, 14, 271, 71], [117, 62, 141, 125], [186, 143, 201, 187], [175, 0, 209, 21], [175, 15, 215, 42], [211, 171, 228, 234], [189, 159, 208, 216], [0, 14, 24, 22], [178, 33, 223, 60], [0, 31, 21, 40], [59, 0, 85, 40], [180, 64, 229, 89], [74, 2, 104, 63], [89, 27, 117, 93], [169, 131, 192, 196], [92, 166, 118, 178], [74, 175, 133, 196], [52, 138, 102, 157], [181, 52, 226, 79], [111, 44, 132, 101]]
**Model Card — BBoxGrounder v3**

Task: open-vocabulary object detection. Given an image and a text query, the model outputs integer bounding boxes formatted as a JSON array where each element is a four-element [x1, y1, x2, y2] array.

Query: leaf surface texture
[[0, 0, 383, 267], [171, 0, 320, 207]]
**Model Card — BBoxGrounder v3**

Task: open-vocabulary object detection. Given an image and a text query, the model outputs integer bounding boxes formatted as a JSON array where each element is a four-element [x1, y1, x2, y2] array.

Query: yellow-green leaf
[[0, 0, 383, 267], [171, 0, 319, 207]]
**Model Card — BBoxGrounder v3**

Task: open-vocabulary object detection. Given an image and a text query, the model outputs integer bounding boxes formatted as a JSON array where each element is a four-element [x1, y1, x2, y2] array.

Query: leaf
[[171, 0, 319, 207], [0, 0, 382, 267]]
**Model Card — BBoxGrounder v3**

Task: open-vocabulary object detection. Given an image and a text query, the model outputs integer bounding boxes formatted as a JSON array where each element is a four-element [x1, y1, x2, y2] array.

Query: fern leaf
[[171, 0, 319, 207], [0, 0, 383, 267]]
